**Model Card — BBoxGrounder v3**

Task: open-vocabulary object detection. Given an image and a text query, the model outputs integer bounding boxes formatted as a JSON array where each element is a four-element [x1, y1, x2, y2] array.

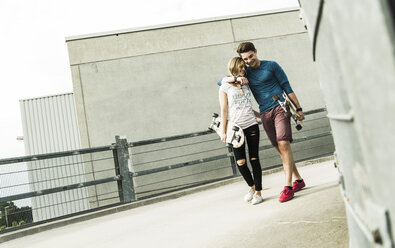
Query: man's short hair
[[237, 42, 256, 55]]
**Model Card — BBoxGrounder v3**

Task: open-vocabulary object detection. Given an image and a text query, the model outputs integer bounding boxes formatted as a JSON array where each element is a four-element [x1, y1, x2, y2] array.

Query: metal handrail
[[0, 145, 115, 166], [128, 107, 328, 148], [0, 176, 121, 202]]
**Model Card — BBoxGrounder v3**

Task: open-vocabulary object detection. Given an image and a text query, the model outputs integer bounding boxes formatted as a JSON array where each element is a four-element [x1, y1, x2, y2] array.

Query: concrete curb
[[0, 155, 333, 243]]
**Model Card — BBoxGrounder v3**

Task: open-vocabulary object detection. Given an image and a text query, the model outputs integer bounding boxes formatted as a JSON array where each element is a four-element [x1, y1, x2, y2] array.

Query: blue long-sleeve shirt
[[217, 60, 293, 114]]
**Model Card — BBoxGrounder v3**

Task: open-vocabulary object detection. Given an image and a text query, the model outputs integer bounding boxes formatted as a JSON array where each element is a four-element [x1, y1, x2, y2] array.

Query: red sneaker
[[292, 179, 305, 192], [279, 187, 294, 202]]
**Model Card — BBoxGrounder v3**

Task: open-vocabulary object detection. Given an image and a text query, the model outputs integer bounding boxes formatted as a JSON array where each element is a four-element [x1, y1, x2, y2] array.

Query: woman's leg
[[233, 144, 254, 188], [245, 125, 262, 194]]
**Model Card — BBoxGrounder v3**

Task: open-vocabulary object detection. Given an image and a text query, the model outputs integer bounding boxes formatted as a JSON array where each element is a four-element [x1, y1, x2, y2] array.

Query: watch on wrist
[[296, 107, 303, 112], [233, 75, 239, 82]]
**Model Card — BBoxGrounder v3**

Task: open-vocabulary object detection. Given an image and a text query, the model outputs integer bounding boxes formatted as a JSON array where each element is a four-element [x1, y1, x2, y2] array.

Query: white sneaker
[[251, 194, 263, 205], [244, 188, 255, 202]]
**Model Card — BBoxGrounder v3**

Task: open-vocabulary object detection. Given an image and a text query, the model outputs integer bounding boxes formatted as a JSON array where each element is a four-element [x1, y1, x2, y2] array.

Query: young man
[[218, 42, 305, 202]]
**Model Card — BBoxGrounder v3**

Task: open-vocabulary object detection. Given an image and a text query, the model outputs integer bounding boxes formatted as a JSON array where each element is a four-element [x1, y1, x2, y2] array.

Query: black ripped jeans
[[233, 124, 262, 191]]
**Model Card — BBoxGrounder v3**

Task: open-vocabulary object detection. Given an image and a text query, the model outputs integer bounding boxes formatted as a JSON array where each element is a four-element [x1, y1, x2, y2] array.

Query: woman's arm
[[219, 89, 228, 143]]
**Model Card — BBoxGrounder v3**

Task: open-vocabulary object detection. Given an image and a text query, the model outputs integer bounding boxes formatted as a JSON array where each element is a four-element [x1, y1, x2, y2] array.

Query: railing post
[[4, 206, 10, 228], [226, 144, 240, 176], [112, 147, 123, 202], [115, 136, 135, 202]]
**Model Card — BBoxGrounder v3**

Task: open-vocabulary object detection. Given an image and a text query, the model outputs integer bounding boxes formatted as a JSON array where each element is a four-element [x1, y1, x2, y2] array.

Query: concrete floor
[[0, 160, 349, 248]]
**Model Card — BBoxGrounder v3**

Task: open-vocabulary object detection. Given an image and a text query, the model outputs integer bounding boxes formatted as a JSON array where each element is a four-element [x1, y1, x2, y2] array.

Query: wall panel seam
[[77, 65, 92, 148]]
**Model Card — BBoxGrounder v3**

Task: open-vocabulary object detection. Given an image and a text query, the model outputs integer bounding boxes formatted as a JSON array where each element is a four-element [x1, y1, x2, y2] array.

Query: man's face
[[240, 50, 259, 69]]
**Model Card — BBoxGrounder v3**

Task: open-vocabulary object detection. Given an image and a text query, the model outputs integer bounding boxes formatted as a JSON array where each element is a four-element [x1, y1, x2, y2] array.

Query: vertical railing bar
[[112, 146, 124, 202], [115, 136, 136, 203]]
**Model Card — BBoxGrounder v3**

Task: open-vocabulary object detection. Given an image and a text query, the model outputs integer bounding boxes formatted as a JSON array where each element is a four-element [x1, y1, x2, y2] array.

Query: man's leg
[[261, 106, 304, 202], [261, 107, 292, 186], [271, 105, 303, 186], [292, 161, 302, 180], [274, 145, 301, 183], [277, 140, 294, 187], [276, 141, 300, 186]]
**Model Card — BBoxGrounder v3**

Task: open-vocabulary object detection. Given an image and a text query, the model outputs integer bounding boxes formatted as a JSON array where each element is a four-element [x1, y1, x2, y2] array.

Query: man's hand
[[236, 77, 249, 86], [296, 111, 305, 121]]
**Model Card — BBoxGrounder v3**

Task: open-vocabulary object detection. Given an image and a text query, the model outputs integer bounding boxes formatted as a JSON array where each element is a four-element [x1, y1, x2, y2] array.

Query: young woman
[[219, 57, 263, 205]]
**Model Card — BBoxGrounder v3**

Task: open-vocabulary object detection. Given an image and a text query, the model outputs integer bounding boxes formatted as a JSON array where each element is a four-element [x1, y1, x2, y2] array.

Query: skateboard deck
[[208, 113, 245, 148], [272, 92, 303, 131]]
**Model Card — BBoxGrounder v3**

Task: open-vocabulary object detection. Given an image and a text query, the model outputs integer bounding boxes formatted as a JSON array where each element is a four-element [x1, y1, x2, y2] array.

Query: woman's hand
[[220, 133, 227, 143]]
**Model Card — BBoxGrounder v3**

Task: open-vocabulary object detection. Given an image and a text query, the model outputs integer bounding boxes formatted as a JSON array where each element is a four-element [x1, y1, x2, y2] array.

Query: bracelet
[[296, 107, 303, 112]]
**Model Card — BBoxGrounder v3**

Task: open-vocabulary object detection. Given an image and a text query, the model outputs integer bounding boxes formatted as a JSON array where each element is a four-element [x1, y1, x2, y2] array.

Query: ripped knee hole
[[237, 159, 246, 166]]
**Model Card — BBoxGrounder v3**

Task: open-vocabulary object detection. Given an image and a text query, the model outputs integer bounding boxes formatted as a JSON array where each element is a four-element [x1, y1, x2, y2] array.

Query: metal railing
[[0, 107, 333, 233], [0, 138, 131, 233]]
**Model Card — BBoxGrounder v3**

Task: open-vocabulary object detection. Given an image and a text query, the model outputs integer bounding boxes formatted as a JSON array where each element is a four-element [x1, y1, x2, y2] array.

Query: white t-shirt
[[219, 83, 258, 129]]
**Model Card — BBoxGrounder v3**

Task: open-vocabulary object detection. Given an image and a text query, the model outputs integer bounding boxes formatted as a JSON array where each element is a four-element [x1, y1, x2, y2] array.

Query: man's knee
[[237, 159, 246, 166], [277, 140, 291, 151]]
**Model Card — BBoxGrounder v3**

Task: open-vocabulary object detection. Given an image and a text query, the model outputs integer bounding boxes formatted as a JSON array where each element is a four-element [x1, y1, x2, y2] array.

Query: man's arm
[[272, 62, 293, 94], [287, 92, 305, 121], [272, 61, 304, 121], [218, 76, 249, 86]]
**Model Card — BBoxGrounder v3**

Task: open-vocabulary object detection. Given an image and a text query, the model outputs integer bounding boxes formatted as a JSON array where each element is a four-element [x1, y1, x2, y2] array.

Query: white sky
[[0, 0, 299, 159]]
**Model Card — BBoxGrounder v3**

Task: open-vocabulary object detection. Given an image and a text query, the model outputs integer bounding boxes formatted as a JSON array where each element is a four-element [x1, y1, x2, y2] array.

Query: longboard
[[208, 113, 245, 148], [272, 92, 303, 131]]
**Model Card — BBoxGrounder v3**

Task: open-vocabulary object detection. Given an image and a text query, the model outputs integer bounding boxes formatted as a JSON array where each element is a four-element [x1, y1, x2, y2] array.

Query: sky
[[0, 0, 299, 159]]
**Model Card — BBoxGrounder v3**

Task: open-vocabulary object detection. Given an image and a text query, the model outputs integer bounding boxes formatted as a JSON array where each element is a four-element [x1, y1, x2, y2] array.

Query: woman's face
[[238, 62, 246, 76]]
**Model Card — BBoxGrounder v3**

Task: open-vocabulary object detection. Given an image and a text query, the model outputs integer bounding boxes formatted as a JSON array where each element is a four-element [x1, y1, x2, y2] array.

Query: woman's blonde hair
[[228, 57, 246, 76]]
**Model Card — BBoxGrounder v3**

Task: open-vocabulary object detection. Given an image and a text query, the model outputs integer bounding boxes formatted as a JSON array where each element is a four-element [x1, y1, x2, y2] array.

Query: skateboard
[[272, 92, 303, 131], [208, 113, 245, 148]]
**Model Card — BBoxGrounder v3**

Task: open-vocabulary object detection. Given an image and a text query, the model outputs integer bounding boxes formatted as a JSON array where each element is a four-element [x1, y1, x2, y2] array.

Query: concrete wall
[[66, 8, 324, 148], [299, 0, 395, 247]]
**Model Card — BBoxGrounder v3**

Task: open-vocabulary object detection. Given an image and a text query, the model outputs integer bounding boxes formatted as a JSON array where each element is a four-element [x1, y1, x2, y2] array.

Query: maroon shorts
[[260, 105, 293, 147]]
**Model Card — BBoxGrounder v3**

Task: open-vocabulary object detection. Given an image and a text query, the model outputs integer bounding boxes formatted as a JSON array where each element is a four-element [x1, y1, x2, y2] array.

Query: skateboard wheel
[[296, 124, 302, 131], [232, 126, 239, 131], [212, 113, 219, 118]]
